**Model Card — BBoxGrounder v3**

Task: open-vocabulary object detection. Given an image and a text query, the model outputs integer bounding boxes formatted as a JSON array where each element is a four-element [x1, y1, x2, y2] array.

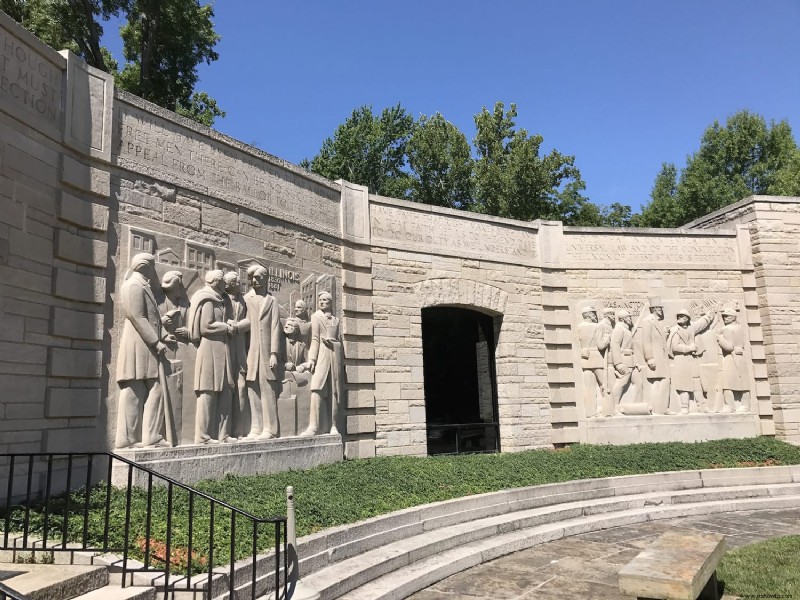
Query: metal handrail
[[0, 452, 287, 600], [427, 422, 501, 454], [0, 582, 32, 600]]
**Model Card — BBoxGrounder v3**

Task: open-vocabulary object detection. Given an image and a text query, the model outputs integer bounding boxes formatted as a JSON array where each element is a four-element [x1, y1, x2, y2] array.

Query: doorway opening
[[421, 307, 500, 455]]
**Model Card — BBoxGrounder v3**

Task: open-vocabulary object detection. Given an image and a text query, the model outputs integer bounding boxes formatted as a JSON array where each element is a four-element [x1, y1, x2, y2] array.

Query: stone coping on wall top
[[686, 194, 800, 228], [0, 9, 67, 70], [562, 224, 738, 236], [114, 89, 341, 194], [369, 193, 540, 232]]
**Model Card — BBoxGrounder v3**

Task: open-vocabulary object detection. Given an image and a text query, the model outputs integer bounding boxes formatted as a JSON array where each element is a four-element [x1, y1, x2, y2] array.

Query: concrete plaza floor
[[408, 507, 800, 600]]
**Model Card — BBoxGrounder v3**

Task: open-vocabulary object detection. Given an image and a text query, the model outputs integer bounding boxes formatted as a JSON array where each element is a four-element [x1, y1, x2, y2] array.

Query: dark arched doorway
[[422, 307, 500, 454]]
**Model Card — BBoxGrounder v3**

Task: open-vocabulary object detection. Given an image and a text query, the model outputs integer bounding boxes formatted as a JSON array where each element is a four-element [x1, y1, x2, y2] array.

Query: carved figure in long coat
[[577, 306, 610, 418], [301, 291, 344, 436], [188, 270, 236, 444], [641, 296, 671, 414], [293, 300, 312, 348], [667, 308, 714, 413], [158, 270, 190, 445], [115, 253, 169, 449], [716, 308, 751, 413], [224, 271, 250, 437], [610, 310, 642, 411], [243, 265, 282, 438]]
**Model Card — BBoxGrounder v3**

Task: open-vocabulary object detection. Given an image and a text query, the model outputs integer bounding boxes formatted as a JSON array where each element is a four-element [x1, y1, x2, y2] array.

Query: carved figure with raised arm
[[301, 291, 344, 436], [115, 253, 170, 449], [641, 296, 672, 414], [667, 307, 715, 414], [577, 306, 610, 418], [243, 265, 282, 439], [188, 269, 237, 444], [716, 307, 751, 413], [224, 271, 250, 437]]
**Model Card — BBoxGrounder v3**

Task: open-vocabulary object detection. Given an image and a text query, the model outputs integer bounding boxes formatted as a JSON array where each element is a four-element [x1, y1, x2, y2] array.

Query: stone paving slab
[[408, 507, 800, 600]]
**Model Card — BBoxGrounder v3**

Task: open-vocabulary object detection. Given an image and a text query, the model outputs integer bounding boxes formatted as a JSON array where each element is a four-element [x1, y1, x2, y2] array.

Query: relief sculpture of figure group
[[115, 253, 343, 449], [578, 296, 752, 419]]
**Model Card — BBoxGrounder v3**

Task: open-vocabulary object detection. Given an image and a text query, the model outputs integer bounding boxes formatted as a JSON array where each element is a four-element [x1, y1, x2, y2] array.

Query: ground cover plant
[[718, 535, 800, 596], [3, 437, 798, 570]]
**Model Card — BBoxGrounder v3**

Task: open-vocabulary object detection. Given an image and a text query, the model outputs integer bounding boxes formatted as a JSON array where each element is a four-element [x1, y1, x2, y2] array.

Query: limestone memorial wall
[[1, 13, 799, 491]]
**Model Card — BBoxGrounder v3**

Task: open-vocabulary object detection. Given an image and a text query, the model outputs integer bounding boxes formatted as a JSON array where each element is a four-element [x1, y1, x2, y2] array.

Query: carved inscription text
[[0, 28, 60, 122], [563, 234, 739, 266], [371, 203, 537, 262], [116, 106, 340, 235]]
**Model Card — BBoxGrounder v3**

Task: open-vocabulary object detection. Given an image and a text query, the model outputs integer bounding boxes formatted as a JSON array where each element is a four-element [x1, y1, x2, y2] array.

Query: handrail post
[[285, 486, 319, 600]]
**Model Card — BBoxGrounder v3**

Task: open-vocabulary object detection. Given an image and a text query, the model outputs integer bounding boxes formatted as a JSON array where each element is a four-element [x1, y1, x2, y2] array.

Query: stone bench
[[618, 531, 725, 600]]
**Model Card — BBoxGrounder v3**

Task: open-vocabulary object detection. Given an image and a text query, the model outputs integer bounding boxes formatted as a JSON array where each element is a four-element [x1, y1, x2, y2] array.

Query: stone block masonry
[[0, 10, 797, 496]]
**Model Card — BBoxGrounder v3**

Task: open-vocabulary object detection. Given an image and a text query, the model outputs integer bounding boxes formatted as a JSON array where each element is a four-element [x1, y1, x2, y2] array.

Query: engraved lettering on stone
[[371, 203, 537, 260], [563, 234, 738, 265], [0, 29, 60, 121]]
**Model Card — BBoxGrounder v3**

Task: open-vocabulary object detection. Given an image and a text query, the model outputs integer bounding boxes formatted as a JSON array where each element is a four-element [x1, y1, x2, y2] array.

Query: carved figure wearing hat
[[301, 291, 344, 436], [641, 296, 672, 414], [716, 307, 750, 413], [610, 309, 642, 411], [188, 269, 237, 444], [667, 307, 715, 414], [576, 305, 611, 418], [115, 253, 170, 449]]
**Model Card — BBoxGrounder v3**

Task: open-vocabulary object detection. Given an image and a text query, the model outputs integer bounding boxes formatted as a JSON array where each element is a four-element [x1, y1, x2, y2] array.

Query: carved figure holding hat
[[641, 296, 672, 414], [115, 253, 170, 449], [576, 305, 611, 418], [716, 307, 751, 413], [667, 306, 715, 414]]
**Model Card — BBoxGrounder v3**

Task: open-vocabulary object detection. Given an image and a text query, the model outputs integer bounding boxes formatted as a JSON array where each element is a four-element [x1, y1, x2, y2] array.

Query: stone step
[[0, 564, 107, 600], [311, 492, 800, 600], [72, 584, 157, 600]]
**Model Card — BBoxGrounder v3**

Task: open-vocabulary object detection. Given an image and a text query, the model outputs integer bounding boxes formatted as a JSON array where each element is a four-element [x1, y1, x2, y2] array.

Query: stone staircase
[[2, 465, 798, 599]]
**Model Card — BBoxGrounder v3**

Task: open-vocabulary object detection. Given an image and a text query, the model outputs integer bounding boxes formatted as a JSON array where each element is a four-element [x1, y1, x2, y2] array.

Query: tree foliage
[[303, 104, 414, 199], [305, 101, 606, 224], [637, 111, 800, 227], [407, 113, 473, 209], [2, 0, 224, 126]]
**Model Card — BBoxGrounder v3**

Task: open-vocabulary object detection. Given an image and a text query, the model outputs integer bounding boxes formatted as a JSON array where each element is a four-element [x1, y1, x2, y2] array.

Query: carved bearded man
[[188, 270, 237, 444], [243, 265, 282, 439], [224, 271, 250, 437], [115, 253, 169, 449]]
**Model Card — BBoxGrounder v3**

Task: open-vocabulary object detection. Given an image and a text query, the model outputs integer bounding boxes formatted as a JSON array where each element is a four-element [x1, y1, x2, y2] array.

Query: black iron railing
[[426, 422, 500, 455], [0, 453, 287, 600], [0, 581, 32, 600]]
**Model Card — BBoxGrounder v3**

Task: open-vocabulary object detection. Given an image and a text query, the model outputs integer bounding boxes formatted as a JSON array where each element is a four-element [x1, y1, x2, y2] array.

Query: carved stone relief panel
[[572, 296, 756, 421], [113, 226, 342, 449]]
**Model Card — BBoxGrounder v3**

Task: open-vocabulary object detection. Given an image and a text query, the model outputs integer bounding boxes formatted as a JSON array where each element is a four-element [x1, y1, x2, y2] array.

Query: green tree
[[637, 111, 800, 227], [117, 0, 222, 125], [3, 0, 224, 126], [636, 163, 680, 227], [600, 202, 634, 227], [304, 104, 415, 198], [406, 113, 473, 209], [472, 102, 585, 222], [1, 0, 124, 72]]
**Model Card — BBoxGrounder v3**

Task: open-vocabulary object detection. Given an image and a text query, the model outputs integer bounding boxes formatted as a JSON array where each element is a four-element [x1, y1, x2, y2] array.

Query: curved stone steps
[[299, 482, 800, 600]]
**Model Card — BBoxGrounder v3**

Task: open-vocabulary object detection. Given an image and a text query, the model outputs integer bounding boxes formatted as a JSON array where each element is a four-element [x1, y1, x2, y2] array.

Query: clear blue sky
[[107, 1, 799, 212]]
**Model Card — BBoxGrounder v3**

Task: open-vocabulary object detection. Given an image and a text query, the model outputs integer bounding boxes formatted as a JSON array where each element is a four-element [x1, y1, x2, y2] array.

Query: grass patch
[[4, 437, 800, 570], [719, 535, 800, 596]]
